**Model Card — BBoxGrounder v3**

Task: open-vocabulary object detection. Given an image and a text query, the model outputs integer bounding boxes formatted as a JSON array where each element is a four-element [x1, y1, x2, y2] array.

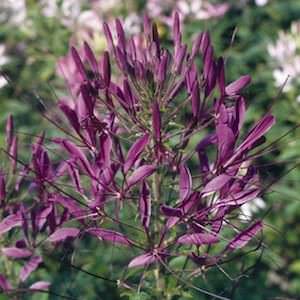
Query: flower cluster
[[0, 13, 274, 297]]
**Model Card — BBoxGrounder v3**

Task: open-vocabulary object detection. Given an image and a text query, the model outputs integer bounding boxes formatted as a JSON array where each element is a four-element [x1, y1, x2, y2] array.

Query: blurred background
[[1, 0, 300, 299]]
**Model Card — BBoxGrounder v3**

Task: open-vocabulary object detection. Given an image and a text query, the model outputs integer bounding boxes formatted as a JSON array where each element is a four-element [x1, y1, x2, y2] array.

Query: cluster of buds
[[0, 12, 274, 298]]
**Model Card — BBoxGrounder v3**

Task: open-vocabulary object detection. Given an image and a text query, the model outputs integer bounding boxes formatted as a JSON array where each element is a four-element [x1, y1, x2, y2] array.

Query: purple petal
[[71, 47, 87, 81], [86, 228, 132, 246], [139, 182, 151, 230], [0, 274, 12, 291], [48, 228, 80, 243], [237, 114, 275, 154], [127, 165, 156, 189], [216, 123, 235, 164], [37, 205, 53, 229], [30, 281, 51, 290], [20, 256, 42, 282], [2, 247, 32, 259], [83, 41, 98, 73], [128, 252, 157, 268], [58, 101, 81, 134], [0, 214, 22, 235], [202, 174, 231, 194], [179, 163, 192, 201], [226, 221, 263, 250], [216, 189, 260, 208], [177, 233, 219, 245], [225, 75, 251, 96], [124, 134, 150, 173], [59, 139, 94, 176], [160, 205, 182, 217]]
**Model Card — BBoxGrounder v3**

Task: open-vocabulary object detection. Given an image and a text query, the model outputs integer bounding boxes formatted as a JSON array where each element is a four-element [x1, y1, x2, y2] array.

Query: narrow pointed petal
[[127, 165, 156, 189], [0, 275, 12, 291], [179, 163, 192, 201], [226, 221, 263, 250], [202, 174, 231, 194], [86, 228, 132, 246], [0, 214, 22, 235], [30, 281, 50, 291], [20, 256, 42, 282], [48, 228, 80, 242], [225, 75, 251, 96], [71, 47, 87, 81], [124, 134, 150, 173], [177, 233, 219, 245], [84, 41, 98, 73], [128, 253, 157, 268], [2, 247, 32, 259]]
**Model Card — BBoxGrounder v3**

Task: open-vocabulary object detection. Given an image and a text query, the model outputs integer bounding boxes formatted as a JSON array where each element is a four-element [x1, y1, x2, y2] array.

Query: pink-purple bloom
[[0, 12, 273, 298]]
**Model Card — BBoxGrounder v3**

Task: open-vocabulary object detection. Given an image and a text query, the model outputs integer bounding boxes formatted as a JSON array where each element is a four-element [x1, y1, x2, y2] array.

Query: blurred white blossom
[[255, 0, 269, 6], [0, 0, 26, 26], [0, 45, 9, 89], [240, 197, 266, 221], [268, 22, 300, 93], [146, 0, 229, 24]]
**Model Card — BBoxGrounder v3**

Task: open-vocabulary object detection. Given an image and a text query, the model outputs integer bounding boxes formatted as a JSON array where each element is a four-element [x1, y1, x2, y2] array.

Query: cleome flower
[[0, 12, 274, 298]]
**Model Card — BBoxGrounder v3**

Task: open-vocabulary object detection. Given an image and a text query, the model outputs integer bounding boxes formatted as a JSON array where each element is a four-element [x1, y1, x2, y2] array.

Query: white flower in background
[[123, 13, 142, 35], [91, 0, 123, 14], [0, 0, 26, 26], [40, 0, 58, 18], [268, 21, 300, 94], [146, 0, 229, 23], [0, 44, 9, 89], [239, 197, 266, 221], [255, 0, 269, 6]]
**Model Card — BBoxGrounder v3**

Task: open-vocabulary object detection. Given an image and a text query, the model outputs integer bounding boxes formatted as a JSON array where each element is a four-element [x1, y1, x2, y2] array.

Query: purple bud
[[84, 41, 98, 73], [5, 114, 14, 151], [0, 173, 6, 202], [152, 101, 161, 141], [115, 18, 126, 53], [102, 51, 111, 87], [71, 47, 87, 81], [103, 22, 115, 53], [191, 80, 200, 118]]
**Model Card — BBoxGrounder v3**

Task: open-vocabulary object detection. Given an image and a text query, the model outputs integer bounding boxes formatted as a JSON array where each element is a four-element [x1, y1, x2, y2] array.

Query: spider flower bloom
[[0, 13, 274, 298]]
